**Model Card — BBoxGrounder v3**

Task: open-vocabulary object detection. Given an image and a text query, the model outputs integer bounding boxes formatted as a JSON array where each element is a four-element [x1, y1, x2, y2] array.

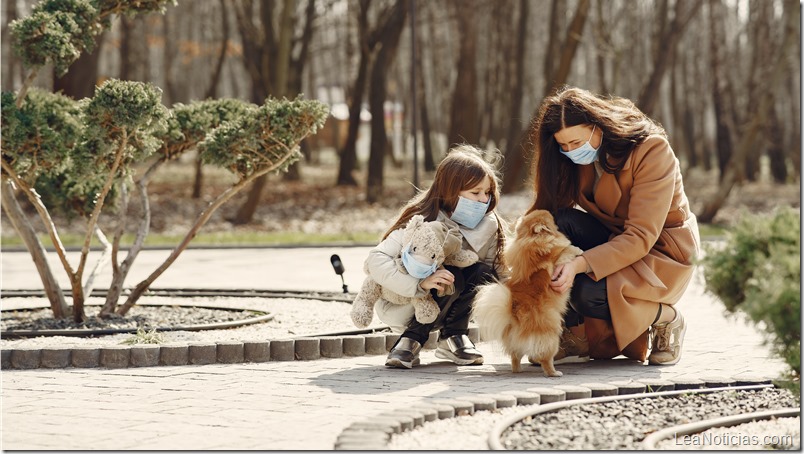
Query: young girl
[[365, 145, 507, 369]]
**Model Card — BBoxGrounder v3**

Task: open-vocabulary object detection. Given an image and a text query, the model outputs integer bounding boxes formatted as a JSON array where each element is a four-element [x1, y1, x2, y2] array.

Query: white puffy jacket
[[367, 212, 501, 332]]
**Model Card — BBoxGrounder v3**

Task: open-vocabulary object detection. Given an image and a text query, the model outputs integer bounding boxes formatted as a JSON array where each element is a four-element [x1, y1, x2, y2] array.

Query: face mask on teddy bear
[[401, 244, 439, 279]]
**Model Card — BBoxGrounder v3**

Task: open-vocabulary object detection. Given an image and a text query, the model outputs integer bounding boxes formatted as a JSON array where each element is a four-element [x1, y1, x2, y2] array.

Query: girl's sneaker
[[435, 334, 484, 365], [385, 337, 422, 369]]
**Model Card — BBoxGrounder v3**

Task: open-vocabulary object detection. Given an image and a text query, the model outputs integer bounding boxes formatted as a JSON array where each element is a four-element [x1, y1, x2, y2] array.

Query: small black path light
[[330, 254, 348, 293]]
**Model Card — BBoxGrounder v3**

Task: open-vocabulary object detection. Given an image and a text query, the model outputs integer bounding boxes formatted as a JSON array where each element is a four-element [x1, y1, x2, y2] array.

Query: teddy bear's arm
[[365, 229, 428, 298], [444, 249, 479, 268]]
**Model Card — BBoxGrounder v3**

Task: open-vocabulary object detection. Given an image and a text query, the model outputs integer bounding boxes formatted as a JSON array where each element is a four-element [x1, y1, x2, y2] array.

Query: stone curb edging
[[0, 326, 481, 370], [332, 376, 777, 450]]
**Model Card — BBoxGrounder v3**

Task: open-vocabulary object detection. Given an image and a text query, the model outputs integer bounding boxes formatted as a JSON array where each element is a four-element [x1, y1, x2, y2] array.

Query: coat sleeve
[[583, 137, 676, 281], [365, 229, 428, 298]]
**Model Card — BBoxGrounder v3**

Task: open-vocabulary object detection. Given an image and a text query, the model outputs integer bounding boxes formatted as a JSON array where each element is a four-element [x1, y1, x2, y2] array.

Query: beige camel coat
[[577, 135, 701, 351]]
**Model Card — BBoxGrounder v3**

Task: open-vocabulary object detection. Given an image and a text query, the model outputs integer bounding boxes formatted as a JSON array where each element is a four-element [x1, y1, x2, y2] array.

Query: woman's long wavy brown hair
[[527, 86, 666, 213], [383, 145, 507, 270]]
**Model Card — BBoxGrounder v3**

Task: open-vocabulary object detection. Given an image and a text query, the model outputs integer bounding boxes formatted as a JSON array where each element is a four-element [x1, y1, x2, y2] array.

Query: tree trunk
[[708, 0, 733, 182], [234, 0, 304, 221], [542, 0, 564, 95], [447, 0, 479, 148], [102, 165, 155, 315], [547, 0, 590, 95], [192, 0, 231, 199], [785, 66, 800, 180], [366, 0, 408, 204], [53, 33, 104, 99], [501, 0, 528, 192], [766, 104, 787, 183], [1, 0, 19, 92], [637, 0, 703, 117], [416, 36, 435, 172], [162, 11, 179, 105], [119, 15, 150, 82], [336, 2, 371, 186], [1, 179, 69, 318]]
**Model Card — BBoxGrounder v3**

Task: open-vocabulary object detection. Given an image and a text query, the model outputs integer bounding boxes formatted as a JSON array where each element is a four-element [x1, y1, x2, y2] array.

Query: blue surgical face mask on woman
[[450, 195, 491, 229], [561, 124, 600, 165], [401, 244, 438, 279]]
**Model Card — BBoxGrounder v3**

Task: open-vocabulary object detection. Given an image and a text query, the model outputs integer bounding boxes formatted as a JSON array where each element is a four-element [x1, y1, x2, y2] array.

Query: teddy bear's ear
[[403, 215, 425, 244], [407, 215, 425, 229]]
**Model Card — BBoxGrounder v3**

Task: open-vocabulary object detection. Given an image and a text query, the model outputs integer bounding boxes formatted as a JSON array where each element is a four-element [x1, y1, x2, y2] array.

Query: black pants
[[554, 208, 612, 327], [399, 262, 496, 345]]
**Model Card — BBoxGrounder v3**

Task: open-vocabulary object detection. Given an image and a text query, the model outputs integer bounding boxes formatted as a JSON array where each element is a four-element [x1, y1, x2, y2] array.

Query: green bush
[[701, 207, 800, 397]]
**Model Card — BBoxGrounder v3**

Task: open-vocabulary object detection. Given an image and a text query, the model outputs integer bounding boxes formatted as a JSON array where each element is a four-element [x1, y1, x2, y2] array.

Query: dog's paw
[[544, 370, 564, 378]]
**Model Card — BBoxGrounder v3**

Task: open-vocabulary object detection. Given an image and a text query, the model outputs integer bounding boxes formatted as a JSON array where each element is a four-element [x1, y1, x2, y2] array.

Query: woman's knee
[[569, 276, 611, 321], [553, 208, 609, 249]]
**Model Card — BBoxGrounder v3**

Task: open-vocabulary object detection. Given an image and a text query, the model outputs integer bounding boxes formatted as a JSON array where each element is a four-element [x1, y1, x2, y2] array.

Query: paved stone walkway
[[1, 247, 788, 450]]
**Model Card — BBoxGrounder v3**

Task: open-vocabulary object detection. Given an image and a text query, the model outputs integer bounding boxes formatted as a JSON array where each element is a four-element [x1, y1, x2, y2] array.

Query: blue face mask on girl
[[450, 195, 491, 229], [401, 244, 438, 279], [561, 124, 600, 165]]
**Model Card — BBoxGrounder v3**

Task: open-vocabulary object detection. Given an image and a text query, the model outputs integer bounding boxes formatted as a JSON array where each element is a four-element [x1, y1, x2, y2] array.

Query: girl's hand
[[550, 256, 588, 293], [419, 269, 455, 293]]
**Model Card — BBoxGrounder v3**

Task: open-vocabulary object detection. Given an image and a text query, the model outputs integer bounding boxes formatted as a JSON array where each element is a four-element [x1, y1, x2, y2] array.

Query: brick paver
[[0, 247, 789, 450]]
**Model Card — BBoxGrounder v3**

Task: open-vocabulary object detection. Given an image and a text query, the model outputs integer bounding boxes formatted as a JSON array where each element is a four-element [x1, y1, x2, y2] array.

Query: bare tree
[[501, 0, 528, 186], [446, 0, 480, 148], [192, 0, 232, 199], [707, 0, 736, 182], [336, 0, 404, 186], [636, 0, 703, 116], [503, 0, 590, 194], [698, 0, 798, 222], [232, 0, 316, 224], [366, 0, 408, 203]]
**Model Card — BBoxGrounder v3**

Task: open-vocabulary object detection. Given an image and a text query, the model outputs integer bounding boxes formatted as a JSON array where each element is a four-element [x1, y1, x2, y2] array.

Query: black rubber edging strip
[[641, 407, 800, 450], [1, 313, 276, 338]]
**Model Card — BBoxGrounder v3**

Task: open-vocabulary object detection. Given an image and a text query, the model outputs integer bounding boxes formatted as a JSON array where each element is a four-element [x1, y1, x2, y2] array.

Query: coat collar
[[579, 161, 621, 219], [437, 211, 498, 252]]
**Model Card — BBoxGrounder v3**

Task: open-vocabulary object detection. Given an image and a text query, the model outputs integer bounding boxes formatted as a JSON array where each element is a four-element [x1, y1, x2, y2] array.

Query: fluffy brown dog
[[472, 209, 582, 376]]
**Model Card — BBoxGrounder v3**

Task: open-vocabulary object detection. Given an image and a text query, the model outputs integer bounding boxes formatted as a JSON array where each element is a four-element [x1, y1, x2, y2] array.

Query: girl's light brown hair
[[383, 145, 507, 269]]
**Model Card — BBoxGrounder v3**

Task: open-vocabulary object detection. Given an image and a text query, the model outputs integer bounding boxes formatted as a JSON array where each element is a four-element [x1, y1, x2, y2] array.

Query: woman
[[525, 86, 700, 365]]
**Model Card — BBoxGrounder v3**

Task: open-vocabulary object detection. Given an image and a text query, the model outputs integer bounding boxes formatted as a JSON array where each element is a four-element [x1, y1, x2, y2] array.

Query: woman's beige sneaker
[[648, 309, 686, 365], [528, 327, 590, 365]]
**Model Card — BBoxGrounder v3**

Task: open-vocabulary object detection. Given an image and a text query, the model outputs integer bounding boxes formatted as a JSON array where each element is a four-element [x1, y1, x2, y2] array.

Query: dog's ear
[[532, 222, 548, 234]]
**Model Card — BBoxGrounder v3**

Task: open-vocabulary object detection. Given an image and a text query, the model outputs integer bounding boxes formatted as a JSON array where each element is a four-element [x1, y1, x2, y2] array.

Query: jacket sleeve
[[365, 229, 428, 298], [583, 137, 676, 281]]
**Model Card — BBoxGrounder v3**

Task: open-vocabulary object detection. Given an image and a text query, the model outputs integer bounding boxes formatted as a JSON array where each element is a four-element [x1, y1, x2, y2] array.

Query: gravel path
[[387, 388, 799, 450]]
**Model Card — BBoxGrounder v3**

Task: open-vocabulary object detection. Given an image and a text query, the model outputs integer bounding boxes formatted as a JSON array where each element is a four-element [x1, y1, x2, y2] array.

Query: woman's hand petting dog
[[550, 256, 589, 294]]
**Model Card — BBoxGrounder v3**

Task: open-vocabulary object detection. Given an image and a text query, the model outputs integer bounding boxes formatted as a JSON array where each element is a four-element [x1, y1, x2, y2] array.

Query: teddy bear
[[350, 215, 479, 328]]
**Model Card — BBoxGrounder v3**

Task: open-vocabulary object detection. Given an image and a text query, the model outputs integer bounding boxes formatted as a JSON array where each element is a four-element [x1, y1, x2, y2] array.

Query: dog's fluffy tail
[[472, 282, 513, 342]]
